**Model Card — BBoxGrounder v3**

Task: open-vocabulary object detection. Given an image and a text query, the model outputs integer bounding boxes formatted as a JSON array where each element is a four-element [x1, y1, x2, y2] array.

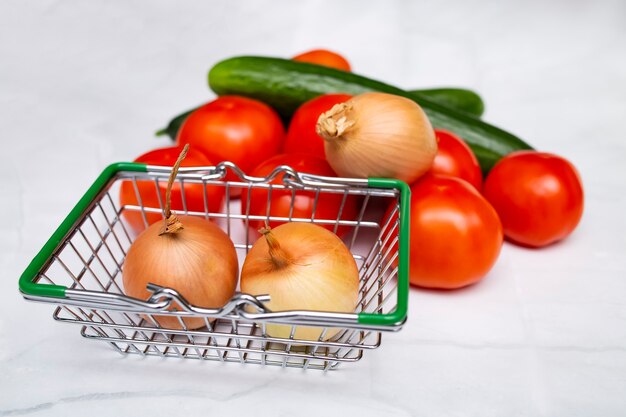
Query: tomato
[[428, 129, 482, 190], [176, 96, 286, 197], [392, 175, 502, 289], [483, 151, 584, 248], [284, 94, 353, 159], [292, 49, 352, 71], [241, 153, 358, 237], [119, 146, 225, 236]]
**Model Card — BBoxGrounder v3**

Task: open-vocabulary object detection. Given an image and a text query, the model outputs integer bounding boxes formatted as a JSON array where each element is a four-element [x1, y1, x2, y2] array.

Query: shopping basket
[[19, 161, 410, 370]]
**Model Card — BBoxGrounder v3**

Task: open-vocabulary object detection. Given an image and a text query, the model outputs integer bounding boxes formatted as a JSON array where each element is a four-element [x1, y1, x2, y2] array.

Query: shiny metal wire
[[29, 164, 402, 370]]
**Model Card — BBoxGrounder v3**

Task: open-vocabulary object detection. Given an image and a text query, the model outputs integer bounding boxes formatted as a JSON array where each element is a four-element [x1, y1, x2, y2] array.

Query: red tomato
[[241, 153, 358, 237], [119, 146, 225, 236], [428, 129, 483, 190], [483, 151, 584, 248], [176, 96, 286, 197], [292, 49, 352, 71], [392, 175, 502, 289], [284, 94, 353, 159]]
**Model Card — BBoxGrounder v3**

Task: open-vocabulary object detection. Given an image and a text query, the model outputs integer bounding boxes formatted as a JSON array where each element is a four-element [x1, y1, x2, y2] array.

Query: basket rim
[[19, 162, 410, 329]]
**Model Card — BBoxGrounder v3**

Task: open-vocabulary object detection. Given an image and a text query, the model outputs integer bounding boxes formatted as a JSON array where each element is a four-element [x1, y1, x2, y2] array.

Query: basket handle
[[356, 178, 411, 327], [19, 164, 411, 331], [18, 162, 148, 298]]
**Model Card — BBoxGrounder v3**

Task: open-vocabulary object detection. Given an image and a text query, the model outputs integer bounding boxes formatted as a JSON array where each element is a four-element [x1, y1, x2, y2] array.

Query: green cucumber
[[410, 88, 484, 118], [155, 88, 484, 140], [208, 56, 532, 173], [155, 107, 197, 140]]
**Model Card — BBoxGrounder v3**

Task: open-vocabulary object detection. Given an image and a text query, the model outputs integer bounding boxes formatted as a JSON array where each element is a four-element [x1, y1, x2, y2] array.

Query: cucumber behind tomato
[[155, 107, 197, 140], [411, 88, 484, 118], [156, 88, 484, 140], [208, 56, 533, 173]]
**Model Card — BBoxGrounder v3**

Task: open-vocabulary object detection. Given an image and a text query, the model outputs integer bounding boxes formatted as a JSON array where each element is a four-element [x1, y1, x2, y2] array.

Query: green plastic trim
[[358, 178, 411, 327], [19, 162, 148, 298]]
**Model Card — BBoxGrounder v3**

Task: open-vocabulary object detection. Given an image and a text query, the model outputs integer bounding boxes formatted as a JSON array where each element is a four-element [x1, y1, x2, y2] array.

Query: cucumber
[[208, 56, 533, 173], [410, 88, 484, 118], [155, 107, 197, 140], [156, 88, 484, 140]]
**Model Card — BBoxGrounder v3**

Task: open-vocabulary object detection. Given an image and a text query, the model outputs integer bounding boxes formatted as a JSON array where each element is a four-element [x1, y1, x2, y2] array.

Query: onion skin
[[241, 223, 359, 341], [317, 92, 438, 183], [123, 215, 238, 329]]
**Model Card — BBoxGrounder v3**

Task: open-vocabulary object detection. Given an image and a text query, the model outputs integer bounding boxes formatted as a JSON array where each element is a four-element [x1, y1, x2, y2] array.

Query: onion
[[316, 92, 438, 183], [122, 145, 238, 329], [241, 223, 360, 341]]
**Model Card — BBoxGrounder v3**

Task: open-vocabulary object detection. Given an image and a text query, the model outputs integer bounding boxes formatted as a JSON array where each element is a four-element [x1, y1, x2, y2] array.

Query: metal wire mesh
[[32, 165, 403, 370]]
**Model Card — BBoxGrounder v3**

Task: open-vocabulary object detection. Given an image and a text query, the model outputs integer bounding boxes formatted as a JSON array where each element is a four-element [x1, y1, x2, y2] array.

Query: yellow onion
[[241, 223, 359, 341], [316, 92, 437, 183], [122, 145, 238, 329]]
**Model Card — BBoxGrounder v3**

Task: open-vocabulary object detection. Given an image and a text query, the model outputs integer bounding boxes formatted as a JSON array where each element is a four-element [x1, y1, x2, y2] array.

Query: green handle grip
[[357, 178, 411, 327], [19, 162, 148, 298]]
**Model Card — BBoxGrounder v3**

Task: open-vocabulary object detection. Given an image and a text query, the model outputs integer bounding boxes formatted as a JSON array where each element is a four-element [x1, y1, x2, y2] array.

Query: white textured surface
[[1, 0, 626, 415]]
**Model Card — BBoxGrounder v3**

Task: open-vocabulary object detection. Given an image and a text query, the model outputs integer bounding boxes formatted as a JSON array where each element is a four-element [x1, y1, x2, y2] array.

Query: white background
[[1, 0, 625, 416]]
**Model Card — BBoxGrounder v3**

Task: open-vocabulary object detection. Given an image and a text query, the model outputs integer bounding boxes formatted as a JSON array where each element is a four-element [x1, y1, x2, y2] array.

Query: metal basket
[[20, 162, 410, 370]]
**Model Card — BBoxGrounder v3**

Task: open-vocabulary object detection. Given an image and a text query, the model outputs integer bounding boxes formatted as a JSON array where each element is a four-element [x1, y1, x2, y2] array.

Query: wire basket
[[20, 162, 410, 370]]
